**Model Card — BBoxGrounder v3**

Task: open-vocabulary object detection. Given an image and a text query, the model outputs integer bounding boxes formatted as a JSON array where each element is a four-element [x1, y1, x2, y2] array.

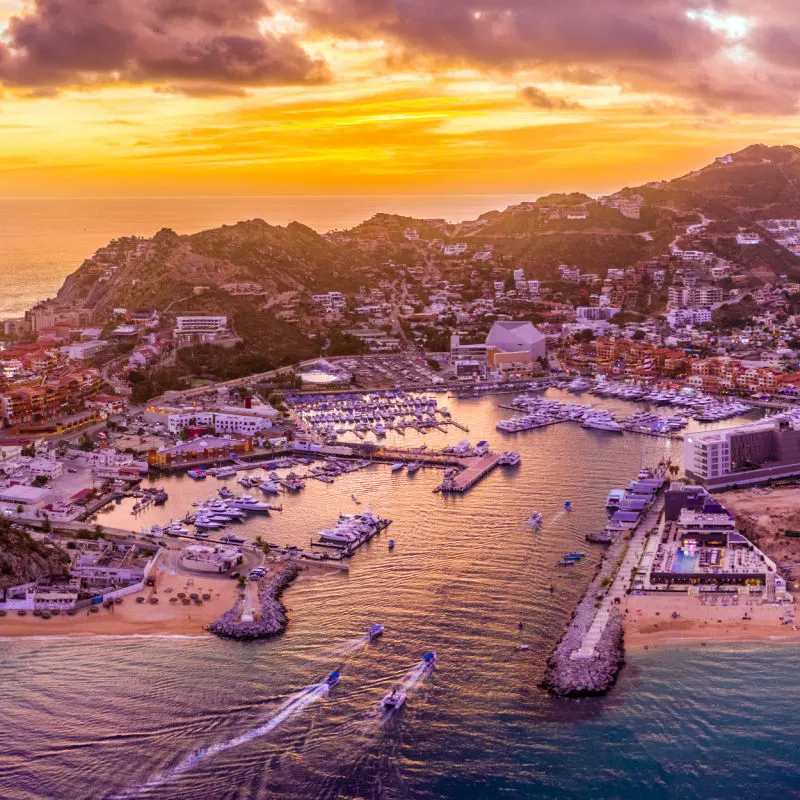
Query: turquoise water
[[0, 395, 785, 799]]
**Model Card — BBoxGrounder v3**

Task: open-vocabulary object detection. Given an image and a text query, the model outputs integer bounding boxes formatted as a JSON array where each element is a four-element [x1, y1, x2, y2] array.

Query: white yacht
[[230, 495, 272, 513]]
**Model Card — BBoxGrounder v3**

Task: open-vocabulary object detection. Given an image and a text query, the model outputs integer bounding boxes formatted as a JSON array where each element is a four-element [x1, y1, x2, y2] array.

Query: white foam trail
[[113, 684, 329, 798], [330, 633, 373, 659]]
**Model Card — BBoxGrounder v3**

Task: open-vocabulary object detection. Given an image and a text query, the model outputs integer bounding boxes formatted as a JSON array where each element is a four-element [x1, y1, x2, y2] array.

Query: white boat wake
[[112, 683, 330, 798]]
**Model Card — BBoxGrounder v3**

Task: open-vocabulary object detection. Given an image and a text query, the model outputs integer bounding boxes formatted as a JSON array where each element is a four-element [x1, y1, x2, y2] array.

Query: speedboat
[[388, 539, 395, 550], [527, 511, 542, 528], [325, 671, 341, 688], [422, 652, 437, 669], [564, 501, 573, 512], [368, 624, 384, 639], [381, 686, 406, 711]]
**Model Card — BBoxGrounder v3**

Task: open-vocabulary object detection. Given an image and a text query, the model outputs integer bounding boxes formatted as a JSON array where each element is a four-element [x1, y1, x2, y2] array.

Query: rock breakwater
[[544, 532, 627, 697], [209, 563, 300, 641]]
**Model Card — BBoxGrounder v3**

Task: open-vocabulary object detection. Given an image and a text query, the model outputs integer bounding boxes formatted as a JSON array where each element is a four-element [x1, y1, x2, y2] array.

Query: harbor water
[[3, 393, 795, 800]]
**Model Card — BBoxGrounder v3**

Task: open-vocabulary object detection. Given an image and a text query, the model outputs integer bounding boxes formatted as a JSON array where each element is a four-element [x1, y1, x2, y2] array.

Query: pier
[[438, 453, 503, 493]]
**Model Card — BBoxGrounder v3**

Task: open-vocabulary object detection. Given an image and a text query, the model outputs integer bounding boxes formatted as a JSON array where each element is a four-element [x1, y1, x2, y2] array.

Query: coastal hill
[[56, 219, 377, 317], [50, 143, 800, 321], [0, 522, 70, 593]]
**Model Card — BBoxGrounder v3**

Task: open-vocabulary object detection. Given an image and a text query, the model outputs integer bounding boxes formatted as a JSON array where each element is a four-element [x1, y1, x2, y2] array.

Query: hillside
[[0, 523, 70, 592], [55, 219, 377, 317], [48, 143, 800, 315]]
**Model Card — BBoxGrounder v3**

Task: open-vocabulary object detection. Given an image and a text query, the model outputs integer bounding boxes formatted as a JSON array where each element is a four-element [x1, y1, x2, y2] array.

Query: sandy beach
[[623, 591, 800, 650], [0, 558, 344, 639], [716, 486, 800, 586]]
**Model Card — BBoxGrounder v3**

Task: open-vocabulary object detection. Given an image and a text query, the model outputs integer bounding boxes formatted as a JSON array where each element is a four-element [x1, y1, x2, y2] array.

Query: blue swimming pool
[[672, 551, 699, 573]]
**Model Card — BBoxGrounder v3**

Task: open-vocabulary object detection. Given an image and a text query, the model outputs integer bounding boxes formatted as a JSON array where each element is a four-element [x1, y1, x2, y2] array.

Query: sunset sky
[[1, 0, 800, 197]]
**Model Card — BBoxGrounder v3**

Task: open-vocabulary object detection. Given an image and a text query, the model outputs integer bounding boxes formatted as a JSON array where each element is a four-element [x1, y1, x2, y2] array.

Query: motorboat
[[527, 511, 543, 528], [422, 652, 437, 669], [391, 462, 406, 473], [606, 489, 626, 510], [388, 539, 395, 550], [188, 469, 207, 480], [406, 462, 422, 474], [193, 516, 223, 530], [230, 495, 272, 513], [563, 501, 573, 512], [153, 489, 168, 505], [258, 481, 281, 494], [368, 624, 384, 640], [216, 467, 237, 479], [218, 487, 234, 499], [381, 686, 406, 711], [325, 671, 341, 688], [220, 534, 246, 545]]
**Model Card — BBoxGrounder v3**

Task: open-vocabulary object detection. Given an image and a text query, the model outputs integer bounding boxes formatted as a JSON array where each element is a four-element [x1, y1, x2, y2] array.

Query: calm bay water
[[3, 394, 793, 800], [0, 195, 530, 319]]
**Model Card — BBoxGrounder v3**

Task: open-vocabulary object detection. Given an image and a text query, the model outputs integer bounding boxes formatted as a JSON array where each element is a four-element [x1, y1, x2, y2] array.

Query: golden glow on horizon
[[0, 1, 797, 198]]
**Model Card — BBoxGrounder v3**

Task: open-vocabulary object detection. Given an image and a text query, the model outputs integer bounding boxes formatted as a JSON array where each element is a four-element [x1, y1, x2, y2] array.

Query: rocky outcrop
[[0, 526, 70, 593], [209, 563, 300, 641]]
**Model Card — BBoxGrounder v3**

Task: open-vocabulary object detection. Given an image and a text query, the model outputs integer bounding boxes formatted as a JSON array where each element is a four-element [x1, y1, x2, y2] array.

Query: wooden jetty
[[438, 452, 503, 493]]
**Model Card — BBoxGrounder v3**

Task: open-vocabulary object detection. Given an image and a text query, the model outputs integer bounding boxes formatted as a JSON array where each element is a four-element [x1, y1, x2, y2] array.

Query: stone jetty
[[209, 563, 300, 641], [543, 530, 628, 697]]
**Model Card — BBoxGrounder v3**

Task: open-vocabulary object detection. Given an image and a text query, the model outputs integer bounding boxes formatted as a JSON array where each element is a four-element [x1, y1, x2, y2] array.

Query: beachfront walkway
[[572, 497, 665, 660]]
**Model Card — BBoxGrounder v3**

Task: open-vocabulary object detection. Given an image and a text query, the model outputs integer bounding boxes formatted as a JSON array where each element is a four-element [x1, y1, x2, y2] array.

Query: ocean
[[0, 195, 532, 320], [3, 393, 795, 800]]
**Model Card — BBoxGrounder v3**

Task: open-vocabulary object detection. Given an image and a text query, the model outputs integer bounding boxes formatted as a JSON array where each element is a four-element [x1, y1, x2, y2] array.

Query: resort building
[[180, 544, 239, 573], [174, 316, 229, 346], [646, 493, 780, 593], [684, 417, 800, 488]]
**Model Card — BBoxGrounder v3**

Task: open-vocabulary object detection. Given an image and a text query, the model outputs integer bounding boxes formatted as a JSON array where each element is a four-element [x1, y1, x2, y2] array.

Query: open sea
[[0, 195, 533, 320], [3, 393, 799, 799]]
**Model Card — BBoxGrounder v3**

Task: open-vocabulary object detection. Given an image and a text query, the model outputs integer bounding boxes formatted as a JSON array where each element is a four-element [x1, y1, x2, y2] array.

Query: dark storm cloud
[[519, 86, 585, 110], [286, 0, 800, 115], [289, 0, 715, 67], [0, 0, 330, 92]]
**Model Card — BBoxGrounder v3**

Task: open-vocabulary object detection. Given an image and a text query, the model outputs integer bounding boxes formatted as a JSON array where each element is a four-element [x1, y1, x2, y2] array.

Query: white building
[[63, 340, 108, 362], [486, 321, 547, 360], [175, 316, 228, 345], [311, 292, 347, 313], [144, 404, 278, 436], [736, 233, 761, 245]]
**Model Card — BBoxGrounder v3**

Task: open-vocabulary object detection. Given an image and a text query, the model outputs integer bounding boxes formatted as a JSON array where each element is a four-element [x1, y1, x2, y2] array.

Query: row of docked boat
[[621, 410, 687, 434], [287, 390, 452, 438], [591, 467, 667, 542], [390, 461, 422, 474], [566, 379, 752, 420], [313, 509, 391, 549]]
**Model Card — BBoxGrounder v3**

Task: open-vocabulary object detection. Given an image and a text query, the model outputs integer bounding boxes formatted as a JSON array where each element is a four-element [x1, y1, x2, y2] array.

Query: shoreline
[[0, 560, 336, 641], [622, 591, 799, 652]]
